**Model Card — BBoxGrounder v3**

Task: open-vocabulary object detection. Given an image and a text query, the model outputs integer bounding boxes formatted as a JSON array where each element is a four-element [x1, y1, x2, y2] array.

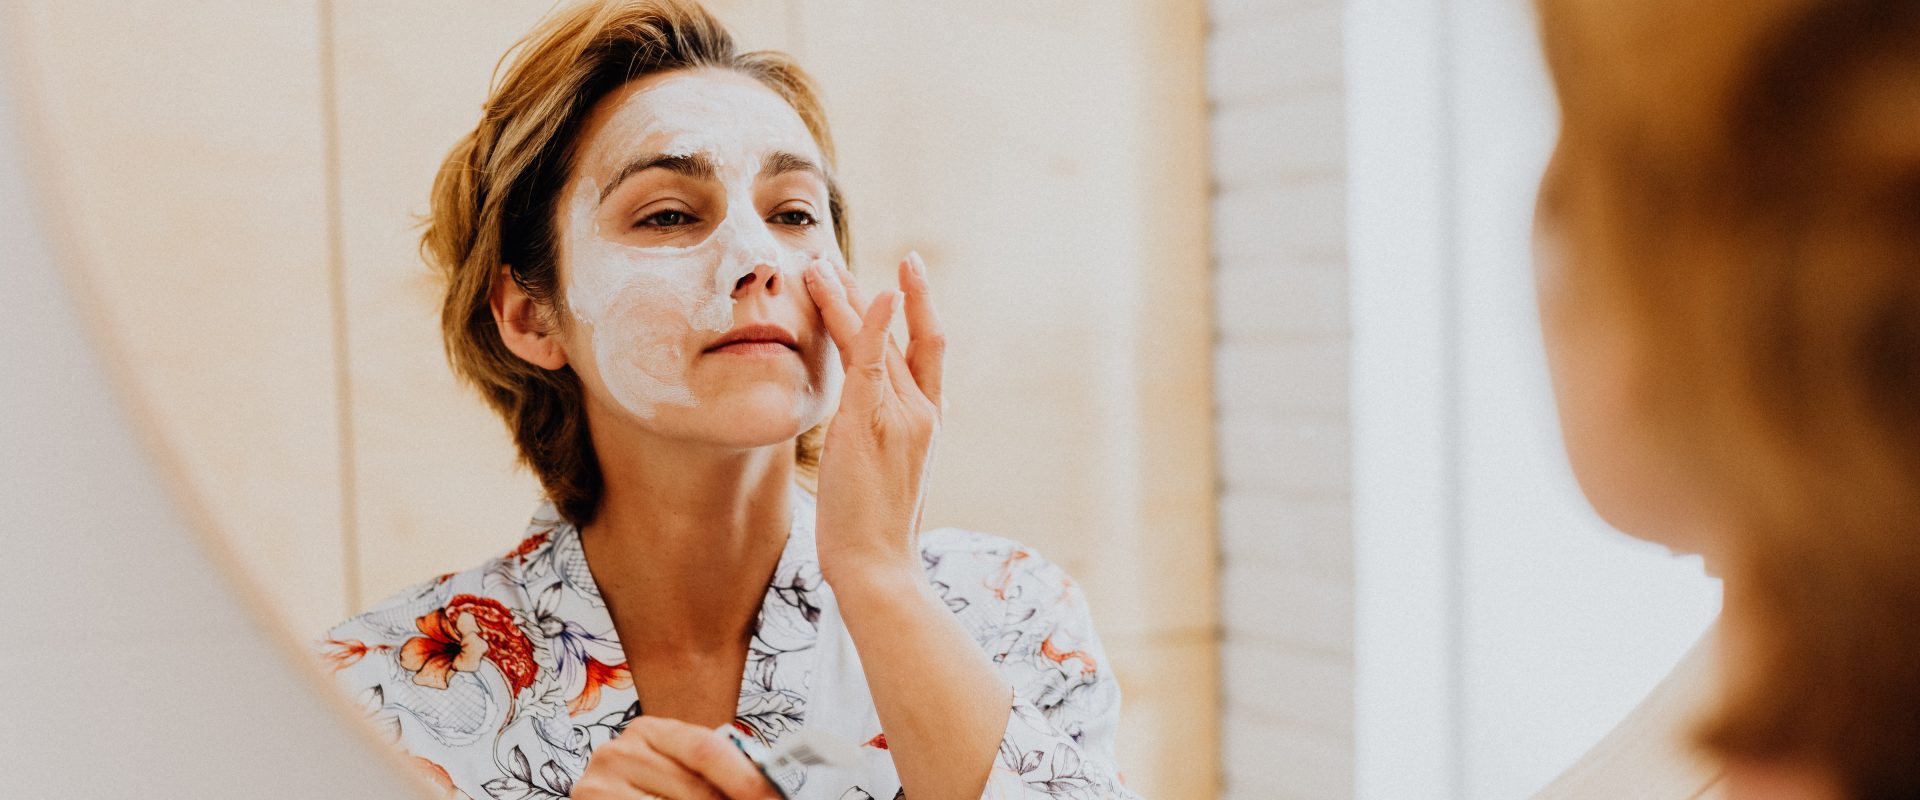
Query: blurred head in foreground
[[1532, 0, 1920, 796]]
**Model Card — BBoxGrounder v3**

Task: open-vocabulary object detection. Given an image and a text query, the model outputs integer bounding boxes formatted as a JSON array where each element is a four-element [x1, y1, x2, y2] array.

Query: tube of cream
[[718, 725, 862, 800]]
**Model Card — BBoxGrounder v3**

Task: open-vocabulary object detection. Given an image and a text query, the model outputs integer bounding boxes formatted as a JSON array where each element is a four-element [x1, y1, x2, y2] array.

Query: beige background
[[9, 1, 1216, 796]]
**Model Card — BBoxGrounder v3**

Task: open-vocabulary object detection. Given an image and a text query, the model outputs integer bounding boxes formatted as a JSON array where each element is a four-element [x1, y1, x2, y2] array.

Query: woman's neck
[[578, 420, 798, 653]]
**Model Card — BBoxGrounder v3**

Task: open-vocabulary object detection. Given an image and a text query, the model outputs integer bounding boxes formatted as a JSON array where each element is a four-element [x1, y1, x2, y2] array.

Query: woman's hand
[[802, 252, 945, 585], [802, 254, 1014, 799], [570, 717, 780, 800]]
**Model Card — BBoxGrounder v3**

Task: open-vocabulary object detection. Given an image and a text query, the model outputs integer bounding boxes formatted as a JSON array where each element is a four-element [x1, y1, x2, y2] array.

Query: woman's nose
[[732, 258, 783, 297]]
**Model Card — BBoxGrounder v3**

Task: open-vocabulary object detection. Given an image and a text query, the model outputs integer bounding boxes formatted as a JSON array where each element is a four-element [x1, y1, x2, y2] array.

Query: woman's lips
[[709, 340, 796, 356], [705, 322, 800, 356]]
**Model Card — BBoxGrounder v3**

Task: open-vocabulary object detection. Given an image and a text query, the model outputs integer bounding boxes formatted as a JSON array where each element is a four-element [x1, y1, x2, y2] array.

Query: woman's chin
[[686, 390, 829, 446]]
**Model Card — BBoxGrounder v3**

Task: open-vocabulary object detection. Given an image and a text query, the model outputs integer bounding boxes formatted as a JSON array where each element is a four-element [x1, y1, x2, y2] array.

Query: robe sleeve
[[978, 550, 1141, 800]]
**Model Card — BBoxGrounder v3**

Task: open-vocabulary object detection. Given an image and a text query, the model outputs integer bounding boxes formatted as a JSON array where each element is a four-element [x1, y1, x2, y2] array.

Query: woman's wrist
[[817, 522, 922, 586], [820, 550, 928, 603]]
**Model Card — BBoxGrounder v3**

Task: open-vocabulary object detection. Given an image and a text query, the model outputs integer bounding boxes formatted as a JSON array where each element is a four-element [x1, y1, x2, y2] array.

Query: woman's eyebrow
[[597, 152, 719, 205], [758, 150, 826, 183]]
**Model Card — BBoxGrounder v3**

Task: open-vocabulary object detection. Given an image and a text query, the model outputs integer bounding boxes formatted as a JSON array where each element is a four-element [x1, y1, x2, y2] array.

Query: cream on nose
[[712, 211, 786, 293], [732, 215, 794, 292]]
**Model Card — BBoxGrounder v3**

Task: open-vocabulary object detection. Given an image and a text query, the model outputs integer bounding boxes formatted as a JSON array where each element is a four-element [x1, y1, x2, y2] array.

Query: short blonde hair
[[423, 0, 846, 524], [1535, 0, 1920, 795]]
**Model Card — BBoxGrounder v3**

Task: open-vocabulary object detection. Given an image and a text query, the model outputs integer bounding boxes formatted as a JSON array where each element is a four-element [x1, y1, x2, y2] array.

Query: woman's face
[[554, 68, 842, 449], [1534, 153, 1718, 557]]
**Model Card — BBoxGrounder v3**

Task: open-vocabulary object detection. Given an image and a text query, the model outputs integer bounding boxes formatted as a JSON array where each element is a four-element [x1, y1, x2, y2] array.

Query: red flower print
[[566, 657, 633, 716], [447, 595, 538, 697], [864, 732, 889, 750], [397, 595, 537, 697], [987, 549, 1032, 600], [321, 638, 389, 672], [399, 609, 490, 690], [1040, 636, 1098, 677], [503, 530, 551, 561]]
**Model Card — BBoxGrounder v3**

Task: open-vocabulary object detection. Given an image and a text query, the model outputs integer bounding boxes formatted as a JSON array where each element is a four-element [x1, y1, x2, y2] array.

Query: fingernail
[[908, 251, 927, 278]]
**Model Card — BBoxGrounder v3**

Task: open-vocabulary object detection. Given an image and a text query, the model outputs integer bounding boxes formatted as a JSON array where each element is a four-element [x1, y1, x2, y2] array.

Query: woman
[[1533, 0, 1920, 797], [318, 2, 1133, 798]]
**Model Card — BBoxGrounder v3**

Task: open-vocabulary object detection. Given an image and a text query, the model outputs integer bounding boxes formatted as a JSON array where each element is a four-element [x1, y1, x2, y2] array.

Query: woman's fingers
[[832, 264, 919, 406], [624, 718, 780, 800], [572, 738, 725, 800], [830, 264, 897, 353], [804, 260, 864, 367], [810, 254, 942, 407], [831, 261, 865, 307], [851, 290, 902, 389], [899, 252, 946, 407]]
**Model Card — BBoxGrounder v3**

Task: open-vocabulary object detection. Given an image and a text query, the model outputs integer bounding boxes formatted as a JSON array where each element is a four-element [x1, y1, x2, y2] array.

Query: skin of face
[[554, 68, 843, 451], [1532, 159, 1719, 557]]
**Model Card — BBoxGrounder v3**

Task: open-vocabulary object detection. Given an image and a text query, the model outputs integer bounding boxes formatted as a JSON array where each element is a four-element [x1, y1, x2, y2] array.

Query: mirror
[[4, 1, 1736, 798], [3, 1, 1213, 797]]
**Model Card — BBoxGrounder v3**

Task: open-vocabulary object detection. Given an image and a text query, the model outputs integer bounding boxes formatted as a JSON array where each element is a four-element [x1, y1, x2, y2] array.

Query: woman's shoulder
[[308, 509, 586, 783], [917, 528, 1111, 698], [319, 507, 571, 649], [917, 527, 1084, 614], [919, 526, 1061, 571]]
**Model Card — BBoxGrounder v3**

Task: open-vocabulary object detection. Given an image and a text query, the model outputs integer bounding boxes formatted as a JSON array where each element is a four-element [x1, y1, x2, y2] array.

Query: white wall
[[1209, 1, 1355, 798], [1349, 1, 1723, 798]]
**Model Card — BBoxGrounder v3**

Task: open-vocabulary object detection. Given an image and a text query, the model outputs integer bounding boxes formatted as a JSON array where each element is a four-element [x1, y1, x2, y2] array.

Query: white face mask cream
[[562, 73, 834, 419]]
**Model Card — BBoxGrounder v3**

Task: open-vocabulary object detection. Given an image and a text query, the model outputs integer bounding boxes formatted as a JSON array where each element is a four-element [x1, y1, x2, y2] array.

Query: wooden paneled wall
[[12, 2, 1215, 795]]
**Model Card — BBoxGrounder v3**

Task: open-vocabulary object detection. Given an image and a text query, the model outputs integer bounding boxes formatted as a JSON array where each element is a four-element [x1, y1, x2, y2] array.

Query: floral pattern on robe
[[318, 487, 1139, 799]]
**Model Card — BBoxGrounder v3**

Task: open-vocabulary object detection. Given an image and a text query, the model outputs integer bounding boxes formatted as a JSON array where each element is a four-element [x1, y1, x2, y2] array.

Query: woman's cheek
[[590, 281, 701, 418]]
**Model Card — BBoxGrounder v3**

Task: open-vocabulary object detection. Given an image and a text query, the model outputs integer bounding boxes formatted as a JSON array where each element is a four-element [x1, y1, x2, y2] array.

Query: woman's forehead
[[577, 68, 822, 178]]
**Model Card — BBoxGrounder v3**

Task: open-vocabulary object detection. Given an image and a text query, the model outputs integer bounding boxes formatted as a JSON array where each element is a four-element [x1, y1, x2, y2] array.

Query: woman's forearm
[[803, 256, 1013, 797], [831, 563, 1012, 800]]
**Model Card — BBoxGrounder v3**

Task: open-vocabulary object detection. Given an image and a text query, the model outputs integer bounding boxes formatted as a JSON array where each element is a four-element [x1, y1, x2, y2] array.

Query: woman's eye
[[770, 209, 818, 227], [636, 210, 695, 228]]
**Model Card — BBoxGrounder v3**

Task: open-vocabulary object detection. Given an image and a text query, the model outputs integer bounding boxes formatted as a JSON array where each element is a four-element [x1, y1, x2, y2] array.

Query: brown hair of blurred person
[[1533, 1, 1920, 797]]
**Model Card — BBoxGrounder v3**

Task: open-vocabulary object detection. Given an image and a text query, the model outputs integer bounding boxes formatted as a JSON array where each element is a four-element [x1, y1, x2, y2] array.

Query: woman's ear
[[490, 264, 569, 370]]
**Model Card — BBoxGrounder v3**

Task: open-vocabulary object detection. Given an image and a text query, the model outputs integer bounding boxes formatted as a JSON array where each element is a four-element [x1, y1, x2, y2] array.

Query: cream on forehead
[[587, 73, 822, 174]]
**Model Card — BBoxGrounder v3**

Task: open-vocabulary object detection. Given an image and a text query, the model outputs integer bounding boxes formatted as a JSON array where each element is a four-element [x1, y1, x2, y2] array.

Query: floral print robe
[[318, 487, 1138, 799]]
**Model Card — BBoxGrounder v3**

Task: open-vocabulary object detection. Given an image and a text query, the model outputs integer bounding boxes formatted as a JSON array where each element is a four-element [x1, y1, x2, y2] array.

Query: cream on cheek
[[562, 76, 833, 420]]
